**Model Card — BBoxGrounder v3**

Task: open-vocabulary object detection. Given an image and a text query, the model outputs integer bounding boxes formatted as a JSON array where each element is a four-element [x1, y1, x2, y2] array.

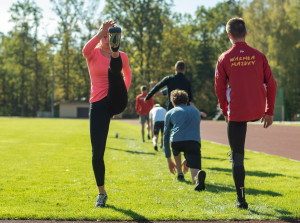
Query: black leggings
[[227, 121, 247, 201], [90, 56, 128, 187]]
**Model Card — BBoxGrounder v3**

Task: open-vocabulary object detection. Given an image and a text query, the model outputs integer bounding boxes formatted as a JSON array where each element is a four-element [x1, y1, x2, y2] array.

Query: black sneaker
[[235, 199, 248, 209], [194, 170, 206, 191], [177, 173, 185, 181], [147, 133, 150, 140], [95, 193, 108, 207], [108, 26, 121, 52], [154, 145, 158, 151]]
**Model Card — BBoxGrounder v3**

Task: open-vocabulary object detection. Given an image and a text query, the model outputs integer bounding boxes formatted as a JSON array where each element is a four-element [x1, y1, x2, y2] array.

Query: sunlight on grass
[[0, 118, 299, 220]]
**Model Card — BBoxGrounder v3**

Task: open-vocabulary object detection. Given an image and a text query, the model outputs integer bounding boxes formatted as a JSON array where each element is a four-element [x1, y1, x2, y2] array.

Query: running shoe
[[147, 133, 150, 140], [235, 199, 248, 209], [177, 173, 185, 181], [154, 145, 158, 151], [194, 170, 206, 191], [115, 132, 119, 138], [95, 193, 108, 207], [108, 26, 121, 52]]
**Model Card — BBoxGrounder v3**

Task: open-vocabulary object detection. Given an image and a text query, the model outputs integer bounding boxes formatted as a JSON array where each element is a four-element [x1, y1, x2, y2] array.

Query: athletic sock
[[233, 166, 246, 201], [238, 187, 246, 202], [152, 137, 157, 146]]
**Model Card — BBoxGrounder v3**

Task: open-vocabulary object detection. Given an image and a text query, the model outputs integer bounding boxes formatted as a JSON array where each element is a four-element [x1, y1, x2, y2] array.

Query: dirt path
[[121, 119, 300, 161]]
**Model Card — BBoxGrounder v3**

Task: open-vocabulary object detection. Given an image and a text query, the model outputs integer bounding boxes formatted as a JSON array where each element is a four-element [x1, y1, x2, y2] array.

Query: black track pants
[[227, 121, 247, 201], [90, 55, 128, 187]]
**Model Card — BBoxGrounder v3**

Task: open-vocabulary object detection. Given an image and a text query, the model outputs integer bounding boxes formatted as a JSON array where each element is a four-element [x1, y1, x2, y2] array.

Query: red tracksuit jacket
[[135, 92, 154, 116], [215, 42, 277, 122]]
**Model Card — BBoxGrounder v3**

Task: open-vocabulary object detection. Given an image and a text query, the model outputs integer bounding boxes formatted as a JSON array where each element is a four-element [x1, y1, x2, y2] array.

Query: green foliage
[[0, 0, 299, 118], [185, 1, 242, 116], [104, 0, 172, 105], [243, 0, 300, 119], [0, 118, 299, 220], [0, 0, 50, 116]]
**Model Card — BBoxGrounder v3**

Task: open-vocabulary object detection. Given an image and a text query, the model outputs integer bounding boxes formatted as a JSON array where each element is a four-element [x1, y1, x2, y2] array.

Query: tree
[[32, 4, 43, 115], [243, 0, 300, 119], [8, 0, 43, 116], [189, 1, 242, 116], [103, 0, 172, 100], [0, 0, 53, 117], [50, 0, 101, 102]]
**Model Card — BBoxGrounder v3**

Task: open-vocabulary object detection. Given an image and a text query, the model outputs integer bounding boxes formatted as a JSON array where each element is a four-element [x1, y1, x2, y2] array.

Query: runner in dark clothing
[[145, 61, 193, 110], [215, 18, 277, 209]]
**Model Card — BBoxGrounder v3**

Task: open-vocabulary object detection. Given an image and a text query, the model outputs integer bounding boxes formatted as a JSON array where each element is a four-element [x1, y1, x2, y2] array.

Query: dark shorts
[[171, 140, 201, 169], [153, 121, 164, 135], [139, 115, 149, 124]]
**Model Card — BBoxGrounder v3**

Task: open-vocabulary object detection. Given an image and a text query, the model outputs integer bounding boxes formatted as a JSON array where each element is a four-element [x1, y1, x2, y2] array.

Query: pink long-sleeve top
[[82, 36, 132, 103]]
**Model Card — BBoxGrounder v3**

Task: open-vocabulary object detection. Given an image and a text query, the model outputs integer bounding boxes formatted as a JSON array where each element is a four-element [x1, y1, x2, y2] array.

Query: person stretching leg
[[83, 21, 132, 208], [163, 90, 206, 190]]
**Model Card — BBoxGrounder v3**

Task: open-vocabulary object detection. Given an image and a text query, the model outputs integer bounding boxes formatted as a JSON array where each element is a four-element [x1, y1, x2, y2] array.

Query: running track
[[121, 120, 300, 161]]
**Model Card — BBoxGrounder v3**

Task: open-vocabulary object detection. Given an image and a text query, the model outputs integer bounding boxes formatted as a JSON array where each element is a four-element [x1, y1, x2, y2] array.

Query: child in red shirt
[[135, 86, 154, 142]]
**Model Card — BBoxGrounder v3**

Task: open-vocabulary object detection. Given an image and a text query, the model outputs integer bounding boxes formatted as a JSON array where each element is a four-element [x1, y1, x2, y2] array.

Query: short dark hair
[[175, 61, 185, 72], [170, 89, 189, 106], [141, 85, 147, 91], [226, 18, 247, 39]]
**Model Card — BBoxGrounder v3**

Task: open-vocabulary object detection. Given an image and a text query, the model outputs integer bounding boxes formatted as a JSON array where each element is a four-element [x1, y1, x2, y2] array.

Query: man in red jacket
[[215, 18, 277, 209], [136, 86, 154, 142]]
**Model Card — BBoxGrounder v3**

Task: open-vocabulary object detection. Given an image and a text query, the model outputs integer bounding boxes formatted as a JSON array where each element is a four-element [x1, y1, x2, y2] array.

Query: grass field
[[0, 118, 299, 221]]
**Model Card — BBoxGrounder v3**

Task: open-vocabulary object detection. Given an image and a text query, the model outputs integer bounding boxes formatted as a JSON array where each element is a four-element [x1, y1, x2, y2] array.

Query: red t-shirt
[[135, 92, 154, 115], [215, 42, 277, 122]]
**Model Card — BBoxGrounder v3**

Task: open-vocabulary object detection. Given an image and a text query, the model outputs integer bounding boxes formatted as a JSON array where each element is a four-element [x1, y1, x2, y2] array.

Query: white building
[[59, 103, 89, 118]]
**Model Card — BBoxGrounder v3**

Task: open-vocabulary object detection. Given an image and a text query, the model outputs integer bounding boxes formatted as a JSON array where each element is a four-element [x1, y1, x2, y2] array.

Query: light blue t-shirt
[[163, 105, 201, 158]]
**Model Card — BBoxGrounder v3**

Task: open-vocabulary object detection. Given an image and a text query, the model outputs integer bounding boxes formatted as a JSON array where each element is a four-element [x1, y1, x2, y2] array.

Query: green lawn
[[0, 118, 299, 221]]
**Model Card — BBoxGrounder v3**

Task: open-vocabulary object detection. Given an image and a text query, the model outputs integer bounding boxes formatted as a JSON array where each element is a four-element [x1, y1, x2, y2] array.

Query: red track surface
[[122, 119, 300, 161]]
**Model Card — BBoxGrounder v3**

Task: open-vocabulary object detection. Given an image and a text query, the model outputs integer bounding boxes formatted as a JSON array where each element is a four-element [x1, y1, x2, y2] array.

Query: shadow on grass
[[107, 147, 156, 155], [202, 156, 226, 161], [247, 187, 282, 197], [177, 179, 194, 185], [208, 167, 284, 178], [108, 136, 136, 141], [205, 183, 282, 197], [106, 204, 151, 221], [205, 183, 235, 193], [120, 137, 137, 141], [249, 208, 294, 220]]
